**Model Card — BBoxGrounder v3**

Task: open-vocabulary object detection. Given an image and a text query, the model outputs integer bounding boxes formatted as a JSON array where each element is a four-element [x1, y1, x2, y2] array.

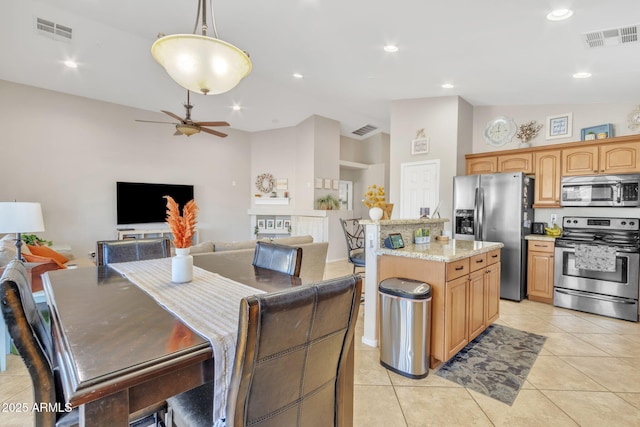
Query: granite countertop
[[377, 239, 504, 262], [525, 234, 557, 242], [359, 218, 450, 225]]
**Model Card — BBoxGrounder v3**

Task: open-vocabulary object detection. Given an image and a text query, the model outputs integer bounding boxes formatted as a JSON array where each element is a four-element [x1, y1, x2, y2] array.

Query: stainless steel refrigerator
[[453, 172, 534, 301]]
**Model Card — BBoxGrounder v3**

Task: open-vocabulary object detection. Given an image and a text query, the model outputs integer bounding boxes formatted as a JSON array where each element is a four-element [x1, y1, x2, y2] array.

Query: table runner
[[110, 258, 265, 421]]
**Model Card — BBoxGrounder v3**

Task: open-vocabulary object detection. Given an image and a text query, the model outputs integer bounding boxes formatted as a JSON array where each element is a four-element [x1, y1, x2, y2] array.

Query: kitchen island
[[377, 240, 503, 367], [359, 219, 503, 367]]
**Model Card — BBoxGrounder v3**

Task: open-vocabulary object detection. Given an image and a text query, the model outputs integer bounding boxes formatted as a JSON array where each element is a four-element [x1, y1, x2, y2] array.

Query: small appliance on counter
[[532, 222, 547, 235]]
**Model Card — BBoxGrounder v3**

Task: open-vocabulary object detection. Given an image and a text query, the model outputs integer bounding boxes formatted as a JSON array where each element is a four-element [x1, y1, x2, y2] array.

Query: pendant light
[[151, 0, 252, 95]]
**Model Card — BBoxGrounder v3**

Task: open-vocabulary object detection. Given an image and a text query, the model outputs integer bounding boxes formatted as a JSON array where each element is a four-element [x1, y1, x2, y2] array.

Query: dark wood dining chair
[[0, 260, 165, 427], [166, 274, 362, 427], [340, 218, 366, 273], [251, 241, 302, 277], [96, 237, 172, 266]]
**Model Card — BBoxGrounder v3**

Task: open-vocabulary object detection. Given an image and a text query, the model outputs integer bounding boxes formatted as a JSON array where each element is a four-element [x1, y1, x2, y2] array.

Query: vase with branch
[[516, 120, 543, 148], [165, 196, 198, 283]]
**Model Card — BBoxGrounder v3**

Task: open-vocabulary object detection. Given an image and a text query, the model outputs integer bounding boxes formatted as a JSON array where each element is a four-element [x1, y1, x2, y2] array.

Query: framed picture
[[324, 178, 332, 189], [266, 219, 275, 230], [411, 137, 430, 155], [257, 219, 265, 229], [332, 179, 340, 190], [275, 219, 283, 229], [283, 219, 291, 230], [580, 124, 613, 141], [276, 178, 288, 190], [546, 113, 572, 139], [314, 178, 323, 189]]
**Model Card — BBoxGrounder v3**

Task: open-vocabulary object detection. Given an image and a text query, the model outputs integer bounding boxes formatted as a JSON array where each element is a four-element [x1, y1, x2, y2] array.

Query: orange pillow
[[22, 253, 67, 269], [27, 245, 69, 265]]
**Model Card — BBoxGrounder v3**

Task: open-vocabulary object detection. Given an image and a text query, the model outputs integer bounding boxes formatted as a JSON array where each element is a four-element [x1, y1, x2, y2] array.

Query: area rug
[[435, 324, 546, 405]]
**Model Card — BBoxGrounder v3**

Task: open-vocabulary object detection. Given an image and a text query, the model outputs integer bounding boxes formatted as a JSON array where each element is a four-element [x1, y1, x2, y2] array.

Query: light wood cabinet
[[466, 157, 497, 175], [444, 275, 469, 360], [527, 240, 555, 304], [533, 150, 561, 208], [563, 141, 640, 176], [378, 248, 501, 367], [498, 153, 534, 173]]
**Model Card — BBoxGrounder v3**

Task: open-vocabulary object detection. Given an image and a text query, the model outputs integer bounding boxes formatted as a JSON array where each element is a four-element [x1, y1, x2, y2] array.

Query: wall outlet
[[550, 214, 557, 225]]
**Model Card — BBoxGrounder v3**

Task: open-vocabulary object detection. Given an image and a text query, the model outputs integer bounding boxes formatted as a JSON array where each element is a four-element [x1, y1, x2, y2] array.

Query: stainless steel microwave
[[561, 174, 640, 207]]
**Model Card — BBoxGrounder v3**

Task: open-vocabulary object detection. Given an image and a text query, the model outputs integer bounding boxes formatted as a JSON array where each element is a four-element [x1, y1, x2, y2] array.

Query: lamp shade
[[0, 202, 45, 233], [151, 34, 252, 95]]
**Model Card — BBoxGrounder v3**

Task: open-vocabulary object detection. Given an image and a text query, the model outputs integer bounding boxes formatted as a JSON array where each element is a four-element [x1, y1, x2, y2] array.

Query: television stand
[[116, 226, 198, 244]]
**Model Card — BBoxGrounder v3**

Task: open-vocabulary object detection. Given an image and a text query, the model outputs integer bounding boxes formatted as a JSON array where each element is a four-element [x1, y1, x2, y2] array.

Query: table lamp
[[0, 202, 45, 261]]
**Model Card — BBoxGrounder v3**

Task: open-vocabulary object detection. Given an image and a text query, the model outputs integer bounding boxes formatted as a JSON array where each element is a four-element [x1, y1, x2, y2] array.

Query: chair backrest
[[226, 274, 362, 426], [252, 241, 302, 277], [96, 238, 171, 266], [340, 218, 364, 253], [0, 260, 59, 426]]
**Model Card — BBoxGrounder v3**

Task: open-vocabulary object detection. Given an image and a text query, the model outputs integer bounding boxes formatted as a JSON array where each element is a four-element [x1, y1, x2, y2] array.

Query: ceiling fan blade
[[200, 127, 228, 138], [135, 119, 176, 124], [194, 121, 230, 127], [161, 110, 186, 123]]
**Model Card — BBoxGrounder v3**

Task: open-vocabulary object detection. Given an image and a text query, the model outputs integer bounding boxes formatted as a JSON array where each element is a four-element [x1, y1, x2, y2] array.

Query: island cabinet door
[[445, 275, 469, 360], [468, 270, 486, 341], [485, 262, 501, 324]]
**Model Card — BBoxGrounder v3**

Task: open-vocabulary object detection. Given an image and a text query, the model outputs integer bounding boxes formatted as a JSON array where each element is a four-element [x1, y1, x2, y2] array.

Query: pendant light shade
[[152, 34, 251, 95], [151, 0, 252, 95]]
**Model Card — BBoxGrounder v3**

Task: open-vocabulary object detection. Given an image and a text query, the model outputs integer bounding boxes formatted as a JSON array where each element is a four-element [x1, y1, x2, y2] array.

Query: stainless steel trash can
[[378, 278, 432, 379]]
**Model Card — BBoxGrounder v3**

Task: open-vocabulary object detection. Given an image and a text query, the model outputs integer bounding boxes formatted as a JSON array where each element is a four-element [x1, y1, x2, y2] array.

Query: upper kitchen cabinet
[[466, 157, 497, 175], [563, 141, 640, 176], [497, 153, 534, 174], [533, 150, 561, 208]]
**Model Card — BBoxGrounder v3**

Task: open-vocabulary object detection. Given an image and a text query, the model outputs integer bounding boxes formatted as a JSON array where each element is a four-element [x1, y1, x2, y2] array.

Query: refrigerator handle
[[474, 188, 481, 240], [478, 188, 485, 240]]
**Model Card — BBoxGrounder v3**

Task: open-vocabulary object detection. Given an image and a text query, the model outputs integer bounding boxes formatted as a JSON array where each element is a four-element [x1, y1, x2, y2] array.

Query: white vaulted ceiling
[[1, 0, 638, 137]]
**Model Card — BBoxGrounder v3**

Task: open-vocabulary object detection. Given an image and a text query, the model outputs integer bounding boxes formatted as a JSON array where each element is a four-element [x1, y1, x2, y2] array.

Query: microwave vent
[[583, 24, 638, 48]]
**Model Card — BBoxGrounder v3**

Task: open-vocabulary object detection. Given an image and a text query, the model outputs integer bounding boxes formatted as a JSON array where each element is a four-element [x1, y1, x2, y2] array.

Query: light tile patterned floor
[[2, 260, 640, 426]]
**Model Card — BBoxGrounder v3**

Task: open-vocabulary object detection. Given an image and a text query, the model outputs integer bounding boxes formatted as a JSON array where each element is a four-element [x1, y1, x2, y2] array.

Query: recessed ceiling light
[[546, 9, 574, 21], [63, 60, 78, 69], [232, 105, 241, 111], [383, 44, 398, 53], [292, 73, 304, 79], [441, 83, 454, 89], [572, 72, 592, 79]]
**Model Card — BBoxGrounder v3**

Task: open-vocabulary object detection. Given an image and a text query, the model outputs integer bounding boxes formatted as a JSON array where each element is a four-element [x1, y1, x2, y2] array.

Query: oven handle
[[555, 288, 637, 304]]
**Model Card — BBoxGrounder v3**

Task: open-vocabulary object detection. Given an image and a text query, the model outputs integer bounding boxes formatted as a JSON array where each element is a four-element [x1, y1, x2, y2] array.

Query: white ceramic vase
[[172, 247, 193, 283], [369, 207, 384, 221]]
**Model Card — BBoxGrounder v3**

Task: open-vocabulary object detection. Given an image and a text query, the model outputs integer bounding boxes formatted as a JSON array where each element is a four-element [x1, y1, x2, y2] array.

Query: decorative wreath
[[255, 173, 275, 193]]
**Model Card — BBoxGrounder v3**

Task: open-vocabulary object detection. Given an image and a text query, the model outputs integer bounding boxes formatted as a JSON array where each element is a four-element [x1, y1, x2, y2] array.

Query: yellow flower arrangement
[[164, 196, 198, 248], [363, 185, 386, 208]]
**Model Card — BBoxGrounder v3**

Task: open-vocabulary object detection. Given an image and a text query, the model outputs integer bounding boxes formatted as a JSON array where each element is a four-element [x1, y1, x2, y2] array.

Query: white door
[[400, 160, 440, 218]]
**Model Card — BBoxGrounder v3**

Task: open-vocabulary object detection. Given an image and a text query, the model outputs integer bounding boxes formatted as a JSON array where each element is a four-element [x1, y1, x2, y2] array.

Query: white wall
[[390, 96, 472, 232], [472, 103, 637, 153], [0, 80, 252, 256]]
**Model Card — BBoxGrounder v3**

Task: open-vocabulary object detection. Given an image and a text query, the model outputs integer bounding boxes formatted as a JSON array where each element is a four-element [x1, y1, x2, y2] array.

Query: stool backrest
[[96, 238, 171, 266], [252, 241, 302, 277]]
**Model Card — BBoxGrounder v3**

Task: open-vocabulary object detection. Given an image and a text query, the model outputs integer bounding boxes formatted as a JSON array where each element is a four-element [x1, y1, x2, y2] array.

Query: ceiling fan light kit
[[151, 0, 252, 95]]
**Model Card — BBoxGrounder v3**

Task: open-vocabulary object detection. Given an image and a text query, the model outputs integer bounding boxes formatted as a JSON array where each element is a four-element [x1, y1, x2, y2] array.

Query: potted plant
[[315, 194, 340, 210], [414, 228, 430, 244]]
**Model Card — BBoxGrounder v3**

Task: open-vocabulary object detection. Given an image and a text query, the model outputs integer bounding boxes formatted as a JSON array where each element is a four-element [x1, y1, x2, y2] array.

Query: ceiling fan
[[136, 91, 229, 138]]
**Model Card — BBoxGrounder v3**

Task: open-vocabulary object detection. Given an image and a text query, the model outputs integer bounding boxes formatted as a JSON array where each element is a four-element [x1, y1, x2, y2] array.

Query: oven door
[[554, 247, 639, 299]]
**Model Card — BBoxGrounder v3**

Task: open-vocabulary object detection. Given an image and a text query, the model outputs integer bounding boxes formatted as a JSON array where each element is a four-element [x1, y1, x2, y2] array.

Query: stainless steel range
[[554, 216, 639, 322]]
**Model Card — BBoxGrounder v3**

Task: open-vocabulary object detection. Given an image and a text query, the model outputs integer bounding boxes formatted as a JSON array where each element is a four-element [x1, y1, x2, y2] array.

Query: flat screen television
[[116, 181, 194, 225]]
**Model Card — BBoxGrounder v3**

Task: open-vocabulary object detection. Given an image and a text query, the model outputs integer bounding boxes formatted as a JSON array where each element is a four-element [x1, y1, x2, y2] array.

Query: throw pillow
[[27, 245, 69, 265], [0, 247, 13, 267], [0, 234, 32, 255], [22, 253, 67, 269]]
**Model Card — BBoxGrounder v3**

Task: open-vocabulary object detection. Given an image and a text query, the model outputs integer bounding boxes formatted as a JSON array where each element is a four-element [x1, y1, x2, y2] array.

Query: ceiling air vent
[[352, 124, 378, 137], [583, 24, 638, 48], [36, 17, 72, 41]]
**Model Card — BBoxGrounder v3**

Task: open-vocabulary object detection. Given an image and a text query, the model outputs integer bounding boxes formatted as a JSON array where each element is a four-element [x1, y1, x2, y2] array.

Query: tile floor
[[2, 261, 640, 426]]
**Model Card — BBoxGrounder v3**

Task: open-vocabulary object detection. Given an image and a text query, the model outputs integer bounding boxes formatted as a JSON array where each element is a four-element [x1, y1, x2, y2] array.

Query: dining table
[[42, 256, 355, 426]]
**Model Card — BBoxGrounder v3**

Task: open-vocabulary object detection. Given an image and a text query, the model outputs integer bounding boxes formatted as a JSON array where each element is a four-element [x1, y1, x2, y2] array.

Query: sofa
[[188, 235, 329, 283]]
